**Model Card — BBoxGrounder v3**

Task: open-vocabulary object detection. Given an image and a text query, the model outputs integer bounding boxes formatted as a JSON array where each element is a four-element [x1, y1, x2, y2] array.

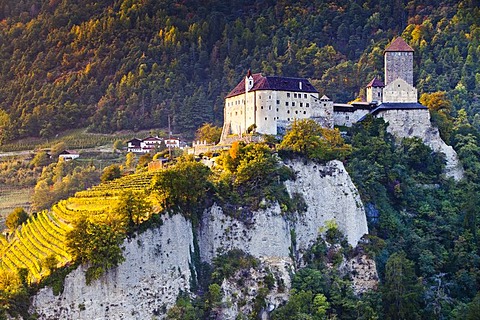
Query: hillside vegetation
[[0, 0, 479, 143]]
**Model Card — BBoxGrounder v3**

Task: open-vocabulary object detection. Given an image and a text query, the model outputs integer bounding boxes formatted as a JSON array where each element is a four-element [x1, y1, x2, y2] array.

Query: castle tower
[[365, 77, 384, 103], [383, 37, 417, 103], [384, 37, 414, 86]]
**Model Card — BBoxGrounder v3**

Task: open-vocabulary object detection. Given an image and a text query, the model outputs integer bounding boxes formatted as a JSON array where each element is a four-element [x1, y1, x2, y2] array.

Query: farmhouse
[[58, 150, 79, 161], [127, 136, 184, 153]]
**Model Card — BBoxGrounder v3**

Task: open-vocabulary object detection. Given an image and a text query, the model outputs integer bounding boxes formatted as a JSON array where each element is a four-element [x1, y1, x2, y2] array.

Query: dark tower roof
[[366, 77, 385, 88], [226, 73, 318, 98], [385, 37, 414, 52]]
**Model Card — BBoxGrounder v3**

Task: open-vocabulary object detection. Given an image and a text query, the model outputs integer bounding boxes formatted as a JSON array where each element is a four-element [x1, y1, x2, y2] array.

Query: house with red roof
[[222, 70, 333, 137]]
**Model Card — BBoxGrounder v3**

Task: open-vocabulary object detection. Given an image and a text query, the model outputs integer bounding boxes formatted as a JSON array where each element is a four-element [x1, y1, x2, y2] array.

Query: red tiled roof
[[366, 77, 385, 87], [226, 73, 318, 98], [385, 37, 414, 52]]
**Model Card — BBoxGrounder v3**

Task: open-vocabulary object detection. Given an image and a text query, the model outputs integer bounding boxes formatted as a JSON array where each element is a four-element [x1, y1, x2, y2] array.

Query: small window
[[287, 110, 290, 114], [378, 92, 381, 97], [295, 110, 298, 114], [277, 100, 280, 104], [287, 93, 290, 97], [269, 95, 271, 99], [259, 95, 261, 99], [294, 93, 297, 98], [288, 118, 290, 121], [346, 116, 350, 120], [286, 102, 289, 106], [398, 84, 400, 87], [269, 106, 272, 110], [300, 103, 303, 107], [265, 117, 268, 120], [261, 106, 263, 109], [306, 103, 309, 108], [235, 112, 238, 115], [292, 102, 295, 106], [303, 111, 306, 114], [304, 94, 307, 98], [276, 108, 279, 112], [323, 103, 326, 107]]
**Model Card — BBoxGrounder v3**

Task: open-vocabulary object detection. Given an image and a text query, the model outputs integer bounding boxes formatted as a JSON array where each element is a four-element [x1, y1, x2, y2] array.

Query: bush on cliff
[[279, 119, 351, 162]]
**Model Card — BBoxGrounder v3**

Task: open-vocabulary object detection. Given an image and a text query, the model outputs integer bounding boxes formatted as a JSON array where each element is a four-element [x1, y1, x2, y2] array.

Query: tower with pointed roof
[[382, 37, 418, 103], [384, 37, 414, 86], [366, 77, 384, 103]]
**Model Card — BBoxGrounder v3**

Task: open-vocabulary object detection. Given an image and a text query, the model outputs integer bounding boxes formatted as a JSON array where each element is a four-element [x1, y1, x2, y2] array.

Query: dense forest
[[0, 0, 479, 142]]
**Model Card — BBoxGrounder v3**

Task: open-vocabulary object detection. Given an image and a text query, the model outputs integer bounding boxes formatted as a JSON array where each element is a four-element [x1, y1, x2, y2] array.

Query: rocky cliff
[[379, 109, 464, 180], [31, 160, 370, 320]]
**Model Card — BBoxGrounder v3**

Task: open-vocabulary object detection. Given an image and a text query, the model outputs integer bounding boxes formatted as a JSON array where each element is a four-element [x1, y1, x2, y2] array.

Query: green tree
[[66, 217, 126, 284], [279, 119, 351, 162], [382, 251, 423, 320], [150, 159, 211, 217], [30, 151, 50, 168], [195, 123, 222, 144], [419, 91, 453, 142], [116, 190, 151, 231], [50, 142, 67, 159], [5, 207, 28, 230], [125, 152, 136, 170], [101, 164, 121, 183]]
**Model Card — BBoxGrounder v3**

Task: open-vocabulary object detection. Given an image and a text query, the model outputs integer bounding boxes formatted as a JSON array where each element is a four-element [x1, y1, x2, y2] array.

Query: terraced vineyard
[[0, 170, 156, 283]]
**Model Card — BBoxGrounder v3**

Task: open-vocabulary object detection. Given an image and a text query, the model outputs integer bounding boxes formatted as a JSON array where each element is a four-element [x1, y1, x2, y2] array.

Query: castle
[[221, 37, 464, 180], [222, 37, 426, 135]]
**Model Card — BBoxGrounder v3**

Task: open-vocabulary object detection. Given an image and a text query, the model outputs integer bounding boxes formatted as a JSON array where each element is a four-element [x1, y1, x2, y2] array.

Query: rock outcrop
[[30, 160, 370, 320], [379, 109, 464, 180]]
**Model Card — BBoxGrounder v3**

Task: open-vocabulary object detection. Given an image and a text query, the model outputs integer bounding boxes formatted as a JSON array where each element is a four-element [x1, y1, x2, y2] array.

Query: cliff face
[[31, 160, 370, 320], [31, 214, 195, 320], [379, 109, 464, 180]]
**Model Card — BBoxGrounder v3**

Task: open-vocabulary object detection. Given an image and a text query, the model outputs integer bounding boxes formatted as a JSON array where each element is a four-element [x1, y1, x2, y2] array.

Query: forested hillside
[[0, 0, 478, 142]]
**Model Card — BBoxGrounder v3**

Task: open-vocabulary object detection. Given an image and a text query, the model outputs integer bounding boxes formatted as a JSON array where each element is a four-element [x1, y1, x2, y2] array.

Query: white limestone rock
[[30, 160, 370, 320], [379, 109, 464, 180], [285, 160, 368, 249], [31, 214, 194, 320]]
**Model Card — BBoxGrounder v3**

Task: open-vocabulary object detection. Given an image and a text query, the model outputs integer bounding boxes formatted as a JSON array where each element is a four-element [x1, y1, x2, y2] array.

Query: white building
[[222, 70, 333, 138]]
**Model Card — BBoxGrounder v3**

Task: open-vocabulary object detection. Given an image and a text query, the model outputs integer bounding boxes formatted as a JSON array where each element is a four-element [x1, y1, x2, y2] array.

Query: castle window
[[276, 108, 279, 112], [300, 103, 303, 107], [303, 111, 306, 114], [261, 106, 263, 109], [398, 84, 400, 87], [304, 94, 307, 98], [287, 110, 290, 114], [294, 93, 297, 98], [269, 106, 272, 110], [378, 92, 381, 97], [292, 102, 295, 106], [265, 117, 268, 120], [295, 110, 298, 114], [323, 103, 326, 106], [287, 93, 290, 97], [306, 103, 309, 107], [277, 100, 280, 104], [286, 102, 289, 106]]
